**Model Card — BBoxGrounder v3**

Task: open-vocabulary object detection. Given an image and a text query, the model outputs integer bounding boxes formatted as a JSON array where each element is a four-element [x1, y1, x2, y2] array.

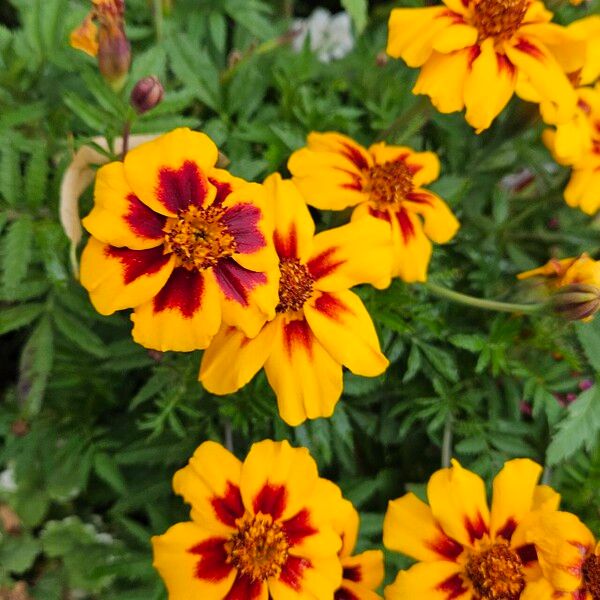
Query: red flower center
[[472, 0, 528, 40], [366, 161, 414, 209], [465, 541, 525, 599], [225, 513, 290, 582], [163, 205, 236, 271], [583, 553, 600, 599], [277, 258, 314, 313]]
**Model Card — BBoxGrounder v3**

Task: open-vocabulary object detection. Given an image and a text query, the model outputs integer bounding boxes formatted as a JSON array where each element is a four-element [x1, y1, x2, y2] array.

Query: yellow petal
[[383, 492, 464, 562], [337, 500, 360, 558], [131, 268, 221, 352], [532, 484, 561, 512], [368, 143, 440, 187], [427, 459, 491, 548], [70, 13, 98, 57], [432, 23, 478, 54], [564, 166, 600, 216], [521, 578, 566, 600], [337, 580, 383, 600], [341, 550, 385, 592], [264, 316, 343, 426], [79, 238, 175, 315], [171, 441, 243, 532], [304, 290, 388, 377], [404, 190, 459, 244], [199, 322, 276, 395], [568, 16, 600, 85], [385, 561, 468, 600]]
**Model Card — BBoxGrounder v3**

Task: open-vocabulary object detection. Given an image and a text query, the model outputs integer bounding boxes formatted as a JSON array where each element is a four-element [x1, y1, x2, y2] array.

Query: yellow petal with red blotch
[[342, 550, 384, 592], [404, 190, 459, 244], [432, 23, 478, 54], [70, 13, 98, 56], [368, 143, 440, 187], [565, 167, 600, 216], [524, 511, 594, 592], [387, 7, 461, 67], [83, 162, 167, 250], [464, 40, 517, 133], [171, 441, 243, 533], [383, 492, 464, 562], [263, 174, 315, 263], [489, 459, 542, 541], [302, 132, 372, 166], [304, 290, 388, 378], [264, 317, 343, 426], [80, 238, 175, 315], [199, 321, 276, 395], [413, 48, 474, 114], [131, 268, 221, 352], [152, 522, 237, 600], [308, 219, 393, 291], [338, 501, 360, 558], [123, 128, 218, 217], [568, 16, 600, 85], [428, 459, 491, 548], [338, 581, 382, 600], [441, 0, 469, 16], [385, 562, 468, 600], [521, 578, 568, 600], [506, 38, 578, 125]]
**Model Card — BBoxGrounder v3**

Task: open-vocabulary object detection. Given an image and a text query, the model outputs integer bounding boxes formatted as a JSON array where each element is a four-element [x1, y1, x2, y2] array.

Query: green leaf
[[25, 144, 48, 208], [341, 0, 368, 34], [0, 532, 41, 575], [418, 341, 459, 382], [94, 452, 127, 494], [0, 146, 21, 205], [63, 92, 115, 132], [2, 216, 34, 293], [0, 302, 44, 336], [575, 320, 600, 373], [52, 307, 109, 359]]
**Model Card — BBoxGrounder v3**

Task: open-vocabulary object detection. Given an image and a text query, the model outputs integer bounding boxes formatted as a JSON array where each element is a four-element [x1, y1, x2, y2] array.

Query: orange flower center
[[366, 161, 413, 209], [163, 205, 236, 271], [465, 541, 525, 599], [225, 513, 289, 582], [583, 553, 600, 599], [472, 0, 528, 40], [277, 259, 314, 313]]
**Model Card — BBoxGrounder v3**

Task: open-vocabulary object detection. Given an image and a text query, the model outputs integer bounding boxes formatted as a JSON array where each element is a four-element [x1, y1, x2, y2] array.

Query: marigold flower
[[152, 439, 343, 599], [518, 253, 600, 289], [383, 459, 561, 599], [522, 511, 600, 598], [200, 173, 390, 426], [288, 132, 459, 283], [80, 128, 279, 352], [386, 0, 586, 132]]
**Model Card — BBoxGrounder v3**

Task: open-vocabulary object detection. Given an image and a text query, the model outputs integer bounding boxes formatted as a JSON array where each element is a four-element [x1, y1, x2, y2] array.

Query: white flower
[[292, 8, 354, 63]]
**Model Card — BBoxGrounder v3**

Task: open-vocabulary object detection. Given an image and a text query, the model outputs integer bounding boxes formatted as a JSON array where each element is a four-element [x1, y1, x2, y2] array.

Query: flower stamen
[[277, 259, 314, 313], [366, 161, 414, 209], [472, 0, 528, 40], [583, 554, 600, 599]]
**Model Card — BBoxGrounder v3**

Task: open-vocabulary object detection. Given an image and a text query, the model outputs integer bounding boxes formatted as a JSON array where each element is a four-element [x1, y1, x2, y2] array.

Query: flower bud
[[552, 283, 600, 321], [130, 76, 164, 114], [97, 22, 131, 90]]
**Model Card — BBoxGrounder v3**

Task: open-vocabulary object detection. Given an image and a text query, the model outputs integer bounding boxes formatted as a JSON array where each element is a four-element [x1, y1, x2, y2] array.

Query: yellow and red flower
[[80, 128, 279, 352], [200, 174, 390, 426], [518, 253, 600, 289], [386, 0, 586, 132], [383, 459, 560, 599], [152, 439, 343, 599], [288, 132, 459, 283]]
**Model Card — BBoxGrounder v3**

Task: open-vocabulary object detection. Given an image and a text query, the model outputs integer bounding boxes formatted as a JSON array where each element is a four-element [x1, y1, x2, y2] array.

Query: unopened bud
[[552, 283, 600, 321], [130, 76, 164, 114], [97, 23, 131, 90]]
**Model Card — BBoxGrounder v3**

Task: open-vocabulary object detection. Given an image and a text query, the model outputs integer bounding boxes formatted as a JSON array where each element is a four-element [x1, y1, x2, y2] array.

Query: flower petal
[[341, 550, 384, 592], [152, 522, 237, 599], [427, 459, 490, 548], [432, 23, 478, 54], [124, 128, 218, 216], [521, 578, 567, 600], [199, 322, 277, 395], [131, 268, 221, 351], [269, 555, 342, 600], [264, 317, 343, 426], [368, 143, 440, 187], [464, 40, 517, 133], [385, 562, 468, 600], [336, 580, 383, 600], [564, 166, 600, 216], [383, 492, 464, 562], [404, 190, 459, 244], [304, 290, 388, 377], [80, 238, 174, 315], [172, 441, 244, 533], [307, 220, 393, 291], [225, 573, 268, 600]]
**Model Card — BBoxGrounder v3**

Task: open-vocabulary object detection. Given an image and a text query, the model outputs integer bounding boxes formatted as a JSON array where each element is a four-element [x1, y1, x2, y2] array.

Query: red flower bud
[[130, 76, 164, 114]]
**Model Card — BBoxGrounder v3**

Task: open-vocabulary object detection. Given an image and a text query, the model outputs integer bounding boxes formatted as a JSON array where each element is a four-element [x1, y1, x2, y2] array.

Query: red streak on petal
[[438, 9, 466, 24], [307, 247, 344, 281], [342, 565, 361, 583], [427, 533, 464, 561], [436, 573, 468, 599], [368, 206, 392, 222], [396, 208, 415, 243], [282, 509, 318, 546], [208, 177, 233, 204], [124, 193, 166, 239], [514, 38, 545, 61], [280, 555, 312, 591], [188, 537, 232, 582], [211, 481, 245, 528], [335, 586, 360, 600], [573, 587, 588, 600], [312, 292, 348, 322], [496, 517, 517, 541], [253, 483, 287, 520], [274, 225, 298, 260], [283, 318, 313, 359], [221, 203, 265, 254], [341, 142, 370, 172], [405, 191, 434, 206], [153, 267, 204, 318], [157, 160, 210, 212], [468, 45, 482, 68], [515, 543, 537, 565], [496, 52, 516, 78], [214, 258, 267, 306], [224, 573, 265, 600], [464, 513, 489, 545], [105, 245, 170, 285]]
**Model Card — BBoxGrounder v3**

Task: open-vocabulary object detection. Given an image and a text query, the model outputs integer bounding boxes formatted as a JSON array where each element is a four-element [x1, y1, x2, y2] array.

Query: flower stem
[[224, 419, 234, 453], [153, 0, 163, 42], [121, 120, 131, 160], [442, 413, 453, 469], [424, 282, 544, 315]]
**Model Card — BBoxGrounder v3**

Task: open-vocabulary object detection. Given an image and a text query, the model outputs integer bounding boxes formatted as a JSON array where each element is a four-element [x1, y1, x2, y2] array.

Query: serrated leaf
[[0, 146, 21, 205], [341, 0, 368, 34], [52, 307, 109, 358], [64, 92, 115, 132], [2, 216, 33, 293], [418, 342, 459, 382], [94, 452, 127, 494], [575, 320, 600, 373], [449, 334, 485, 352], [25, 144, 48, 207], [0, 302, 44, 336]]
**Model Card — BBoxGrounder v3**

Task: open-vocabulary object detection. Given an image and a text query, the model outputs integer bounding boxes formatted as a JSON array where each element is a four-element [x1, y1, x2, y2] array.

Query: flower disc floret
[[367, 161, 414, 208], [583, 554, 600, 599], [276, 258, 314, 313], [472, 0, 528, 41]]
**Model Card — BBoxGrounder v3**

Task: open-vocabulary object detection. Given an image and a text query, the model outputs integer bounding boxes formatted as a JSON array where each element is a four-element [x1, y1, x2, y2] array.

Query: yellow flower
[[288, 132, 459, 283], [152, 439, 344, 599], [522, 511, 600, 598], [200, 174, 390, 426], [80, 128, 279, 352], [518, 253, 600, 289], [386, 0, 586, 132], [383, 459, 561, 599]]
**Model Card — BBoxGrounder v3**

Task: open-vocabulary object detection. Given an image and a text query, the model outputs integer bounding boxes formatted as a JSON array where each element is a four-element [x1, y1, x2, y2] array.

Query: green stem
[[424, 282, 544, 314], [282, 0, 294, 18], [442, 413, 453, 469], [153, 0, 163, 42]]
